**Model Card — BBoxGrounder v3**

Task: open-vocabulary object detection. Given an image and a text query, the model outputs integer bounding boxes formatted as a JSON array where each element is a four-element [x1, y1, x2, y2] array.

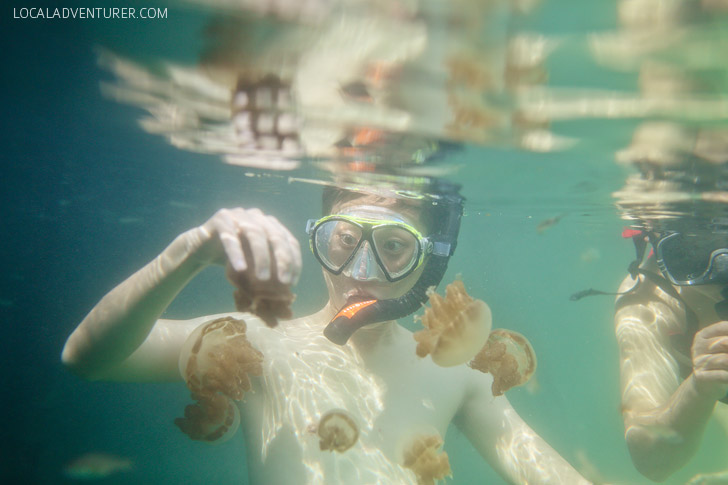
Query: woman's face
[[321, 201, 428, 309]]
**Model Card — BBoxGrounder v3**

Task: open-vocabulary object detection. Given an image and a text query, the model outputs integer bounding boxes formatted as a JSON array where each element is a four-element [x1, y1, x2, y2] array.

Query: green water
[[4, 0, 728, 483]]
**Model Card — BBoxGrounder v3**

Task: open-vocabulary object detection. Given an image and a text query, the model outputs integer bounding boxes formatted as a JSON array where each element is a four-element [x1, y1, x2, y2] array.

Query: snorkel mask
[[310, 179, 465, 345], [649, 223, 728, 320], [306, 210, 431, 283], [651, 231, 728, 286]]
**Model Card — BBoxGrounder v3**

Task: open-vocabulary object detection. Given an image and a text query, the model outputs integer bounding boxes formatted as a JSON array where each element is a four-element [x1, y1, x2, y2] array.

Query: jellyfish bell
[[469, 328, 537, 396], [317, 409, 359, 453], [413, 279, 492, 367], [400, 430, 452, 485], [176, 316, 263, 442]]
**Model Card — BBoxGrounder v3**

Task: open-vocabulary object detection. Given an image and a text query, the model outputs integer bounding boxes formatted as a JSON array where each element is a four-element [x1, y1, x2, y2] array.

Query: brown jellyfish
[[413, 280, 492, 367], [225, 237, 295, 327], [402, 433, 452, 485], [317, 409, 359, 453], [469, 328, 537, 396], [175, 316, 263, 442]]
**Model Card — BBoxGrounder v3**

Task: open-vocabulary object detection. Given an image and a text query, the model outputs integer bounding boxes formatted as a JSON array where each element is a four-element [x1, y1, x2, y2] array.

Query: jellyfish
[[317, 409, 359, 453], [226, 255, 295, 328], [402, 433, 451, 485], [175, 316, 263, 442], [469, 328, 537, 396], [413, 279, 492, 367]]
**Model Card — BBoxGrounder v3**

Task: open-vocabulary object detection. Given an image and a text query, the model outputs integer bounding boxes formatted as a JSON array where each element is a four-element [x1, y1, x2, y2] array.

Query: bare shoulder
[[614, 273, 687, 339]]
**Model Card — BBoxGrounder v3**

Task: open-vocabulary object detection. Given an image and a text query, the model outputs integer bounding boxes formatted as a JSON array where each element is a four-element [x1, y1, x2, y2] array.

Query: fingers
[[209, 208, 301, 285], [694, 353, 728, 373], [203, 208, 249, 272], [697, 321, 728, 339], [246, 209, 301, 284], [707, 336, 728, 354], [693, 322, 728, 358], [242, 209, 273, 280], [693, 322, 728, 398]]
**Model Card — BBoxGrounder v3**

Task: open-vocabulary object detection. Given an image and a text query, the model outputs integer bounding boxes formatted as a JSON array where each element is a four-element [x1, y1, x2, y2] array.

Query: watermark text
[[13, 7, 168, 19]]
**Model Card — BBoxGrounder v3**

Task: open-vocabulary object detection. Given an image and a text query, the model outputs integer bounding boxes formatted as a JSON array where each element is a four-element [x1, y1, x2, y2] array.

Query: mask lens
[[314, 220, 363, 272], [659, 232, 728, 282], [371, 226, 420, 279]]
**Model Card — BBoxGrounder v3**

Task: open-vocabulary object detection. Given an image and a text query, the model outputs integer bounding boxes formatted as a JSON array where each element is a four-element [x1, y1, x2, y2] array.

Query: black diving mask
[[652, 231, 728, 286]]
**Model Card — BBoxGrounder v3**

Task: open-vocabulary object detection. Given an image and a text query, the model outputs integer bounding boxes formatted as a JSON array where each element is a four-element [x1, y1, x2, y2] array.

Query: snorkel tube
[[323, 180, 465, 345]]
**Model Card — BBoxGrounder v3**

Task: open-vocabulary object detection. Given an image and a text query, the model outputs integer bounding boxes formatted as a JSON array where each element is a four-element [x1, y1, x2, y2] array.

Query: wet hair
[[321, 186, 434, 233]]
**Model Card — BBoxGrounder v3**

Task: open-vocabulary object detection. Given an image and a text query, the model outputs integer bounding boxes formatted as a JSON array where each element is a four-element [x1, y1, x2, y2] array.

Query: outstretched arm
[[615, 277, 728, 481], [62, 208, 301, 382], [455, 372, 590, 484]]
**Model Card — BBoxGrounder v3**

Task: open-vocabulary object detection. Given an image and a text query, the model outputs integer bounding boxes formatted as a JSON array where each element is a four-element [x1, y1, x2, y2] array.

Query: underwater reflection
[[97, 0, 572, 187]]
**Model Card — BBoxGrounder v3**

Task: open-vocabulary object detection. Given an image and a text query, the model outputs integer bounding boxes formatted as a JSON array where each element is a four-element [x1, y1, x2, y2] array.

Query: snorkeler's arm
[[615, 275, 720, 481], [62, 208, 301, 381], [455, 372, 590, 484]]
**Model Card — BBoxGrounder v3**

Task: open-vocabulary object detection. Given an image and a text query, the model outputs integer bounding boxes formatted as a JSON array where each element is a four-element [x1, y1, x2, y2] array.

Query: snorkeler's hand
[[691, 321, 728, 401], [195, 208, 302, 285]]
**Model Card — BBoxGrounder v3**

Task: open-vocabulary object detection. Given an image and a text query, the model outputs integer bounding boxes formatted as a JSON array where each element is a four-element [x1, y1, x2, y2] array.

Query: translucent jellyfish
[[175, 316, 263, 442], [226, 261, 295, 328], [317, 409, 359, 453], [413, 280, 492, 367], [402, 433, 451, 485], [469, 328, 537, 396]]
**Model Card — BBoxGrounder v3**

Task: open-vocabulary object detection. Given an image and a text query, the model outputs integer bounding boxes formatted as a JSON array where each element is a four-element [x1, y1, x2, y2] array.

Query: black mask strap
[[628, 232, 649, 279]]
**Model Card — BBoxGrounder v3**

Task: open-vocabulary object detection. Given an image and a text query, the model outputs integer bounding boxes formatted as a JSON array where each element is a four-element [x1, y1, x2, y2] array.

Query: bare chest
[[237, 328, 468, 483]]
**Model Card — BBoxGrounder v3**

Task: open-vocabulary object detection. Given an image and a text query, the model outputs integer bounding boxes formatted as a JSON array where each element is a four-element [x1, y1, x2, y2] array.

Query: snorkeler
[[614, 223, 728, 482], [62, 179, 589, 484], [610, 123, 728, 482]]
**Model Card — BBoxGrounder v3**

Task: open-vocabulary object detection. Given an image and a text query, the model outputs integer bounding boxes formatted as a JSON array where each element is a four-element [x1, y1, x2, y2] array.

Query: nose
[[347, 241, 380, 281]]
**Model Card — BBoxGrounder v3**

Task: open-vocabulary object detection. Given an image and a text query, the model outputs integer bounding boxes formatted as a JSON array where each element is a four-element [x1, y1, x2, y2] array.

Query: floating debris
[[536, 214, 566, 234], [63, 452, 133, 480], [580, 247, 601, 263]]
